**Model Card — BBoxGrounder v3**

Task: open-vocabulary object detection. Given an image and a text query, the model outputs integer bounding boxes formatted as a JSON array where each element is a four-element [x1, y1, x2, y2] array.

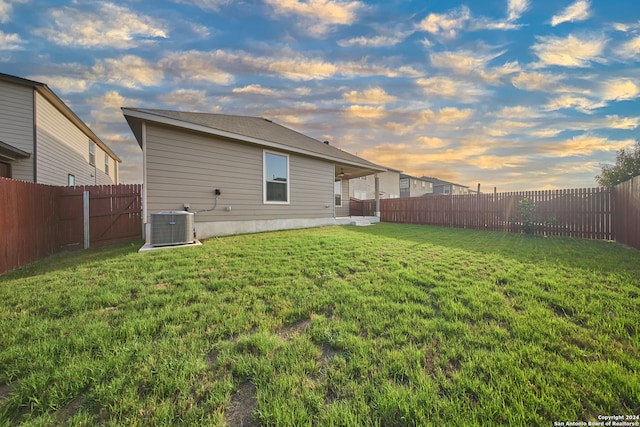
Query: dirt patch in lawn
[[0, 383, 11, 400], [55, 395, 85, 423], [276, 318, 311, 340], [225, 382, 259, 427]]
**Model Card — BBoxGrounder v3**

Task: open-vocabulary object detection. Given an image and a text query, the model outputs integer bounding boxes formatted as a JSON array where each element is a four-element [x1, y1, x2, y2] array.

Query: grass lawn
[[0, 223, 639, 426]]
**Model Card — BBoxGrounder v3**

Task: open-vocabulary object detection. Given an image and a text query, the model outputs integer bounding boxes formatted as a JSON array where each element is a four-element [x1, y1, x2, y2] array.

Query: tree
[[595, 140, 640, 187]]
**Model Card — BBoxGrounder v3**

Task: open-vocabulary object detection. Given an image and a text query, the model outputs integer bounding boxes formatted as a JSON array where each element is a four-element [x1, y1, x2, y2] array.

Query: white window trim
[[263, 150, 290, 205], [104, 153, 109, 176], [89, 142, 96, 166]]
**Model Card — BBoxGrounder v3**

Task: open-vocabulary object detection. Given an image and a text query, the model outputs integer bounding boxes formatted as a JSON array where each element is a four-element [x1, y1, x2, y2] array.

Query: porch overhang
[[0, 140, 31, 162]]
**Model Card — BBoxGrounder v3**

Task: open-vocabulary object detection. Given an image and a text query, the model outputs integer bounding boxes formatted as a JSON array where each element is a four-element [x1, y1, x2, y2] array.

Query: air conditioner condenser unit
[[150, 211, 195, 247]]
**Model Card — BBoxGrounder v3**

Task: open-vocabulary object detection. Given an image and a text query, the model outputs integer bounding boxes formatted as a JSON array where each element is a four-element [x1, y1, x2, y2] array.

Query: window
[[89, 142, 95, 165], [104, 153, 109, 175], [68, 174, 75, 186], [400, 179, 409, 189], [264, 151, 289, 203], [334, 179, 342, 206]]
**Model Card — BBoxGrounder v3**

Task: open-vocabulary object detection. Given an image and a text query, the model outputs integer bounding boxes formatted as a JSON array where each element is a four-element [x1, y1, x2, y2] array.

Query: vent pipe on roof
[[323, 140, 329, 145]]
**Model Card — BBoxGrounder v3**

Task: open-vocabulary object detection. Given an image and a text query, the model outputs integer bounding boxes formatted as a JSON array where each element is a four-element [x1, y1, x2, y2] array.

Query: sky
[[1, 0, 639, 191]]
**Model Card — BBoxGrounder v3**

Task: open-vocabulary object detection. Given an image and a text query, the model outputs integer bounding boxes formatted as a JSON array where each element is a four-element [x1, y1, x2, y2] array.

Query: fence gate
[[57, 185, 143, 250]]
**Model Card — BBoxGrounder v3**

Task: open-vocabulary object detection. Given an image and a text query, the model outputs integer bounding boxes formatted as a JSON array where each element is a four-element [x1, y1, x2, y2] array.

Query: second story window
[[89, 142, 96, 166], [104, 153, 109, 175]]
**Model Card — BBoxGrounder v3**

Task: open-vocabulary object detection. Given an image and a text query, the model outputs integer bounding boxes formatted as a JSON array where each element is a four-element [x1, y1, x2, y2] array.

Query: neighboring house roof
[[0, 72, 121, 162], [421, 176, 469, 188], [400, 173, 431, 181], [0, 139, 30, 161], [122, 108, 387, 177]]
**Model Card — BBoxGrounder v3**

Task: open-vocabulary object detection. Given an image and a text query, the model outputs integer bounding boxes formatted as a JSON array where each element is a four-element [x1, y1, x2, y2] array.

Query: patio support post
[[375, 174, 380, 218]]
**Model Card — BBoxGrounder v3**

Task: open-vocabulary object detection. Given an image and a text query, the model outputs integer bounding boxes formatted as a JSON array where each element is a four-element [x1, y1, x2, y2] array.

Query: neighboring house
[[422, 177, 472, 195], [349, 169, 401, 200], [0, 72, 120, 185], [399, 174, 433, 198], [121, 108, 387, 241]]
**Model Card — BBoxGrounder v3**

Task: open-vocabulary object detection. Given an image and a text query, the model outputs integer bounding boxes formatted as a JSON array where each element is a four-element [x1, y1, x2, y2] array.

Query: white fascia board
[[122, 108, 386, 173]]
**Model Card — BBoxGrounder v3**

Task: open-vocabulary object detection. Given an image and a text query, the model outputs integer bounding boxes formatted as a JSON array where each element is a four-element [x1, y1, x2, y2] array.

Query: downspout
[[32, 88, 37, 182], [142, 121, 149, 243], [375, 173, 380, 218]]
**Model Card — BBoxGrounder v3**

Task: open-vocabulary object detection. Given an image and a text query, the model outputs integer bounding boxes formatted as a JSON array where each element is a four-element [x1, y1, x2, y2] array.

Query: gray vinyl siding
[[35, 92, 114, 186], [145, 123, 335, 222], [0, 80, 34, 181]]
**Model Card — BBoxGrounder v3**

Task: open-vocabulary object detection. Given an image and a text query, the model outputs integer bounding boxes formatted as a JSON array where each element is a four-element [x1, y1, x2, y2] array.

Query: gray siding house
[[399, 174, 433, 198], [422, 177, 472, 195], [0, 73, 120, 185], [122, 108, 386, 241]]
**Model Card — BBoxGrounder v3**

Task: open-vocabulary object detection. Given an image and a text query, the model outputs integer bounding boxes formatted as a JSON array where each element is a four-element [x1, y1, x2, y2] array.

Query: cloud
[[344, 105, 387, 119], [34, 2, 167, 49], [539, 134, 633, 157], [601, 78, 640, 102], [604, 115, 640, 130], [171, 0, 230, 11], [507, 0, 529, 22], [416, 76, 488, 102], [419, 107, 474, 125], [545, 94, 605, 112], [493, 105, 541, 119], [343, 87, 397, 104], [471, 155, 528, 170], [616, 36, 640, 59], [91, 55, 164, 89], [551, 0, 591, 27], [430, 50, 496, 73], [168, 48, 420, 82], [0, 30, 24, 50], [417, 136, 449, 149], [512, 71, 562, 91], [157, 89, 214, 111], [532, 33, 606, 67], [417, 6, 470, 39], [265, 0, 365, 37], [28, 75, 89, 93], [160, 51, 235, 85], [87, 90, 143, 122], [338, 34, 406, 47], [0, 0, 27, 23], [530, 128, 563, 138], [232, 84, 277, 96], [429, 49, 519, 84]]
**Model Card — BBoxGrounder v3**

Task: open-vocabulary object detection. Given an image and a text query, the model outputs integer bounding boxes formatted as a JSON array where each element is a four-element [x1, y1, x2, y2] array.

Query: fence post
[[83, 190, 90, 249]]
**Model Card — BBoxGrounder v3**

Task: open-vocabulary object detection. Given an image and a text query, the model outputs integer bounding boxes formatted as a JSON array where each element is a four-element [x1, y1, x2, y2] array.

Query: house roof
[[0, 72, 121, 162], [122, 108, 387, 178], [421, 176, 469, 188], [400, 173, 431, 182]]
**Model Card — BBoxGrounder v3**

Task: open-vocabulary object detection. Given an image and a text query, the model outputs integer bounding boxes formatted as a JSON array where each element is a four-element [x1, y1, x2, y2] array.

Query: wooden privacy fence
[[612, 176, 640, 249], [375, 177, 640, 249], [0, 178, 142, 274], [381, 187, 613, 240], [349, 197, 376, 217]]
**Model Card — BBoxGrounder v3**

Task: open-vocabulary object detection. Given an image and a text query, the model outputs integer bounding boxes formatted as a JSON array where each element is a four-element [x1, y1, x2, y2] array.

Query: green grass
[[1, 223, 639, 426]]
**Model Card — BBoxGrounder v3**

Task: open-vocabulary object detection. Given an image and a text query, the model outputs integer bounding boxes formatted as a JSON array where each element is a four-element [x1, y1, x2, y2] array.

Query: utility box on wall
[[150, 211, 195, 246]]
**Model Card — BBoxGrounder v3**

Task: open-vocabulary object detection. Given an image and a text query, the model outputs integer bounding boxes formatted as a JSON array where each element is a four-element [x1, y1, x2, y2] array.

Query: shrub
[[515, 198, 556, 235]]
